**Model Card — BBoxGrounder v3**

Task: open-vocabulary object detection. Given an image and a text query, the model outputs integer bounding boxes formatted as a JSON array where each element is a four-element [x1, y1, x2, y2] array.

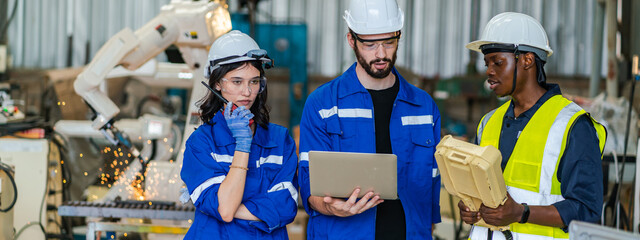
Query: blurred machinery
[[0, 158, 15, 240], [569, 221, 640, 240], [55, 0, 231, 202], [52, 0, 232, 239], [0, 83, 25, 124], [0, 139, 49, 240]]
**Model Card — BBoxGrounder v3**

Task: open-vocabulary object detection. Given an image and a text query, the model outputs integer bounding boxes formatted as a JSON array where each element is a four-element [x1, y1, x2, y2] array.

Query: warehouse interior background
[[1, 0, 640, 239]]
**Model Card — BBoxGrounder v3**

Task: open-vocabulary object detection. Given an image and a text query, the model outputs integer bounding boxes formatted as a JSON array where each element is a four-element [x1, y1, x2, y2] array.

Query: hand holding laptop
[[308, 188, 384, 217], [322, 188, 384, 217]]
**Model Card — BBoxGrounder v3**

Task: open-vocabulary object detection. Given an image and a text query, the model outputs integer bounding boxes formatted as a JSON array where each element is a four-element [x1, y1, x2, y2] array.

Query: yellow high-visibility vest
[[469, 95, 606, 240]]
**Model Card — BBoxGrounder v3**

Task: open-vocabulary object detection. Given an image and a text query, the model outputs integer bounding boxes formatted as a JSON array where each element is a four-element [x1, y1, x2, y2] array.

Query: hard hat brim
[[466, 40, 553, 57]]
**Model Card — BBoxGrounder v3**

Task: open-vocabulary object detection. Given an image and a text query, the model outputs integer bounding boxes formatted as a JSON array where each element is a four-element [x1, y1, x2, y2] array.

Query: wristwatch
[[519, 203, 530, 223]]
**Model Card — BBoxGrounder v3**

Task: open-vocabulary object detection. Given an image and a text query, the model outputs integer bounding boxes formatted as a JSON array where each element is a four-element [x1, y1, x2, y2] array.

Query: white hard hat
[[343, 0, 404, 35], [204, 30, 273, 78], [466, 12, 553, 61]]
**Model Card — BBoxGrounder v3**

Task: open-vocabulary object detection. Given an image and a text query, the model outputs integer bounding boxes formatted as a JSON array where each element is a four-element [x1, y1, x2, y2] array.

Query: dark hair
[[198, 61, 270, 129]]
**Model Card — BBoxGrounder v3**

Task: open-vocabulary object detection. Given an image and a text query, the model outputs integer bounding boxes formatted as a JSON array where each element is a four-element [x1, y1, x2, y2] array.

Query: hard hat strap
[[508, 47, 520, 96]]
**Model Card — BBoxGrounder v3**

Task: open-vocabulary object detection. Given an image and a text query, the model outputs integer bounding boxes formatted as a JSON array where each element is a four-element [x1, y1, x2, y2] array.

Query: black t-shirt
[[367, 77, 405, 240]]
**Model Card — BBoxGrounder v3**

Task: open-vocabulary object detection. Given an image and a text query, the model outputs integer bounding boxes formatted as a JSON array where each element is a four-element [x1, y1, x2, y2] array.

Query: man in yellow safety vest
[[459, 12, 607, 240]]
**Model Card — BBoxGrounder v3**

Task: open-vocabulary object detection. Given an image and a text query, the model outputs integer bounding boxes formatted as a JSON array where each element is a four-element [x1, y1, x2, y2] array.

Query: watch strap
[[519, 203, 530, 224]]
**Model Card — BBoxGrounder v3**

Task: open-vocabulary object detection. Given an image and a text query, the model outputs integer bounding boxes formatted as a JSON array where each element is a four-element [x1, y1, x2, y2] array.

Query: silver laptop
[[309, 151, 398, 200]]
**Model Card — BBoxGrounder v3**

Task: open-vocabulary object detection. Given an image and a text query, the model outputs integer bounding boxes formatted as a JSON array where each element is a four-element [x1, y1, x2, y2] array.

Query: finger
[[352, 192, 374, 210], [461, 211, 481, 223], [246, 113, 255, 120], [323, 196, 333, 203], [346, 188, 360, 203], [357, 194, 379, 213], [235, 106, 246, 115], [232, 106, 242, 118], [225, 102, 233, 118], [236, 109, 250, 119], [458, 200, 469, 212], [479, 204, 496, 214], [343, 188, 360, 210]]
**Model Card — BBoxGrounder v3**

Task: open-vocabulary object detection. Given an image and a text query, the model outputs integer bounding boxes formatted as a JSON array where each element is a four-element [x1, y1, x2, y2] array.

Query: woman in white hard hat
[[180, 30, 298, 240], [459, 12, 607, 240]]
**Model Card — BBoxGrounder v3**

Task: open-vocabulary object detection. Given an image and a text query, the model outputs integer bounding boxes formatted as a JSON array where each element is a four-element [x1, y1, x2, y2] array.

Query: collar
[[506, 83, 561, 119], [338, 63, 421, 106], [209, 111, 277, 148]]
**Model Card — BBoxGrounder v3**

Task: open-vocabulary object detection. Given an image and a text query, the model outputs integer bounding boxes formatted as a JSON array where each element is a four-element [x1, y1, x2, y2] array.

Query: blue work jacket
[[298, 63, 442, 239], [181, 111, 299, 239]]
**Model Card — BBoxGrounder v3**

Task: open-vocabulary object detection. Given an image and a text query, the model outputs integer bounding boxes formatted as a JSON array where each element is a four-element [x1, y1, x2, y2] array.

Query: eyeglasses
[[220, 76, 267, 94], [351, 31, 401, 51]]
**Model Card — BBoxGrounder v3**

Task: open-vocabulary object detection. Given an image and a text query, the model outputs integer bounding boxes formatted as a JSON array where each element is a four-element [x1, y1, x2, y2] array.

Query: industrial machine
[[0, 83, 25, 124], [53, 0, 232, 238], [55, 0, 231, 204], [569, 221, 640, 240], [0, 139, 49, 240], [0, 158, 15, 240]]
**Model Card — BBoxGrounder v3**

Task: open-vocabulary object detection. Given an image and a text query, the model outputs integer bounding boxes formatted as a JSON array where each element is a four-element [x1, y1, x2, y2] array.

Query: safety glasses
[[212, 49, 274, 69], [351, 31, 401, 51]]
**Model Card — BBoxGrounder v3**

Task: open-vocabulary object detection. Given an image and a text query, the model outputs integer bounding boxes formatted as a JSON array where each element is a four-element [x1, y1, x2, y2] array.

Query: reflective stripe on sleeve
[[319, 106, 338, 119], [210, 153, 233, 163], [256, 155, 284, 168], [190, 175, 226, 203], [268, 181, 299, 205]]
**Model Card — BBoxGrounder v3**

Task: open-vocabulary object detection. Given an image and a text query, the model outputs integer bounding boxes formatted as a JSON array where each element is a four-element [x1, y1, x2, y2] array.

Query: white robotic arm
[[73, 0, 231, 130], [66, 1, 231, 202]]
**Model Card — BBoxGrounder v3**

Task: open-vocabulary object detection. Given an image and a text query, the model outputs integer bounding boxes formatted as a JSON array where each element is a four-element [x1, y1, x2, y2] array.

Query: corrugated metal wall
[[6, 0, 606, 79]]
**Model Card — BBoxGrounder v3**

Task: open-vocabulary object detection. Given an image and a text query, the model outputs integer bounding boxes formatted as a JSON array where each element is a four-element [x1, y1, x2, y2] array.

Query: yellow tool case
[[434, 135, 509, 231]]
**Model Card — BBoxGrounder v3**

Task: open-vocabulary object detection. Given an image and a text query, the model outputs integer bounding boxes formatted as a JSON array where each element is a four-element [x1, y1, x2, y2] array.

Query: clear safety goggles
[[212, 49, 274, 69], [351, 31, 401, 51], [220, 76, 267, 94]]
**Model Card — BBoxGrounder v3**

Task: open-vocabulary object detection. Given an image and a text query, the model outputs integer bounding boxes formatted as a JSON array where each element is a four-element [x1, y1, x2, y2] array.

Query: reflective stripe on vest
[[469, 95, 606, 240]]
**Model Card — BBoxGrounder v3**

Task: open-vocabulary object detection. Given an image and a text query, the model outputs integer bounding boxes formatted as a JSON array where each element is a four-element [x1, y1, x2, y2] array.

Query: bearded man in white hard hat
[[459, 12, 607, 240], [298, 0, 442, 239]]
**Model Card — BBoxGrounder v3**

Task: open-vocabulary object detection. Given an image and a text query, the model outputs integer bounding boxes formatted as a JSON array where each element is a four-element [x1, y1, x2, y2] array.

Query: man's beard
[[354, 45, 397, 79]]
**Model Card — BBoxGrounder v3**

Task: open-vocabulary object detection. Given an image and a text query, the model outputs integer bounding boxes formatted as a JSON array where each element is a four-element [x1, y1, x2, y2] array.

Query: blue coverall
[[298, 63, 442, 239], [181, 111, 299, 239]]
